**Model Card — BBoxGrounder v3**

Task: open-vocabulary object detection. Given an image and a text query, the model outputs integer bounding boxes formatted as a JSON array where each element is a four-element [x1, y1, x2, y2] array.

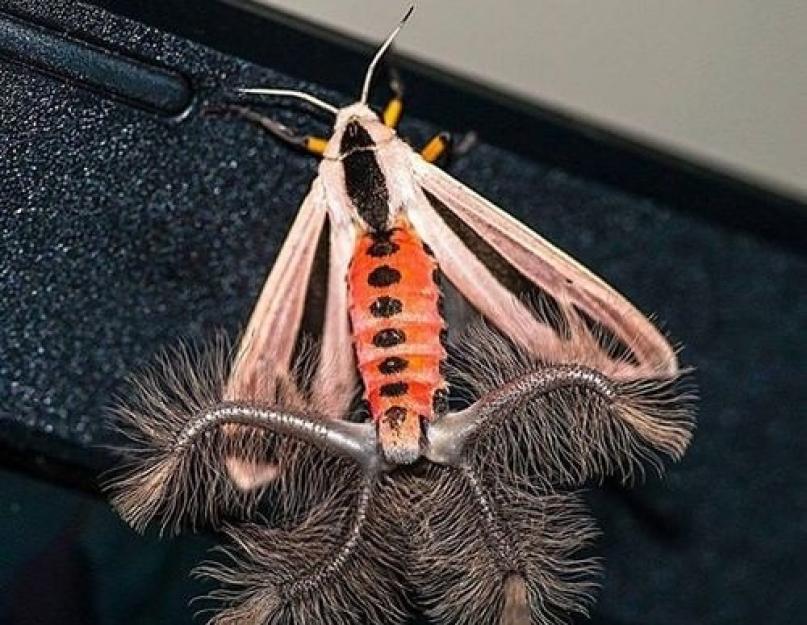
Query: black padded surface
[[1, 1, 805, 624]]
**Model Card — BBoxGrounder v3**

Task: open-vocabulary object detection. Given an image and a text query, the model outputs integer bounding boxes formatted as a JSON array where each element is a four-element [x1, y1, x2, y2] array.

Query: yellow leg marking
[[304, 136, 329, 156], [383, 97, 404, 128], [420, 133, 449, 163]]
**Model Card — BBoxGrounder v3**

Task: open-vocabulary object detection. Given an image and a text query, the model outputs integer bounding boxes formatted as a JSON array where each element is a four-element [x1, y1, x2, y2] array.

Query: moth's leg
[[381, 65, 475, 161], [203, 104, 328, 156], [420, 131, 452, 164], [381, 65, 405, 128], [427, 365, 606, 465], [173, 404, 376, 463], [427, 364, 693, 483], [198, 478, 405, 625], [110, 402, 378, 532], [420, 130, 477, 164]]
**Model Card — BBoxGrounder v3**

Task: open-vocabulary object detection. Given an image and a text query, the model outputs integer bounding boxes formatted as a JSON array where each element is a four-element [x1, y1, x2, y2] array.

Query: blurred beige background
[[256, 0, 806, 199]]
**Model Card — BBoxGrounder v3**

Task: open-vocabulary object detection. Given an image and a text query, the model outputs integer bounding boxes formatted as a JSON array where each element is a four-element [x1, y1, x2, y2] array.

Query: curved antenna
[[360, 5, 414, 104], [235, 88, 339, 116]]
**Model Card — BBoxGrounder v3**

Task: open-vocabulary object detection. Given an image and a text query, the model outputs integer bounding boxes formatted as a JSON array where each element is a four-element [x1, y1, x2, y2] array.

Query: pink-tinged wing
[[222, 181, 328, 491], [410, 157, 678, 381], [225, 180, 328, 402]]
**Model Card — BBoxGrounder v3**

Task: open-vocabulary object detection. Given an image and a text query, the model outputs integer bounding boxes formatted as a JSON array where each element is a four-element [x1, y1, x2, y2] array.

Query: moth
[[109, 8, 695, 625]]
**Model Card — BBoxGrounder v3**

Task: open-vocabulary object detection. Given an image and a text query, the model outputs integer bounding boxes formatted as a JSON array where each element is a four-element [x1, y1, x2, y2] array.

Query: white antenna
[[360, 5, 414, 104], [237, 5, 414, 112], [235, 88, 339, 115]]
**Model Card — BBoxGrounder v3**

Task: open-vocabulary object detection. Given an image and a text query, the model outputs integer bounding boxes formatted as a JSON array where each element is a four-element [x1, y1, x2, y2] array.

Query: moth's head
[[234, 7, 413, 158], [326, 5, 414, 160], [323, 104, 396, 161]]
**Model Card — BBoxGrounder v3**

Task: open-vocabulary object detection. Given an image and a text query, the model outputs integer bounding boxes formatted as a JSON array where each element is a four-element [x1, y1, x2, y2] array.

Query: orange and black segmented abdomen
[[348, 222, 447, 464]]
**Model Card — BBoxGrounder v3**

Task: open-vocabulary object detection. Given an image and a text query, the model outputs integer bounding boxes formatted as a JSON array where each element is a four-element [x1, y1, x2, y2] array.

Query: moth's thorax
[[319, 103, 417, 233]]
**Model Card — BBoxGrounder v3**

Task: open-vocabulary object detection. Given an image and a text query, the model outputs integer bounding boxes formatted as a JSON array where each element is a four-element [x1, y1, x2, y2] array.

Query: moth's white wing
[[225, 180, 328, 402], [410, 156, 678, 380]]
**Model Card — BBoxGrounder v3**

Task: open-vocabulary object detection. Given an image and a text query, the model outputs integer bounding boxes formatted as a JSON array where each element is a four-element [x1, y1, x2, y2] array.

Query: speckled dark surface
[[1, 1, 805, 624]]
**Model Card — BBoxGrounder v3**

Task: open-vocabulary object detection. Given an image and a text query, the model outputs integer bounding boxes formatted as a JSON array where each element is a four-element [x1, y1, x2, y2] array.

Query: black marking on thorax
[[341, 121, 390, 232]]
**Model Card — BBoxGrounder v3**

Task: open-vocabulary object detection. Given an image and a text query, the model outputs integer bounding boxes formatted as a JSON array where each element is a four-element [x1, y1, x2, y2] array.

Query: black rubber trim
[[0, 10, 192, 115]]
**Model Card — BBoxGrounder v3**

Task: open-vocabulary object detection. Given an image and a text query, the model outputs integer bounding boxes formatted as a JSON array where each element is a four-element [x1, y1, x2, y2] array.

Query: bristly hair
[[105, 333, 343, 535], [195, 462, 599, 625], [446, 313, 697, 486], [196, 478, 410, 625], [105, 304, 695, 623], [406, 465, 600, 625]]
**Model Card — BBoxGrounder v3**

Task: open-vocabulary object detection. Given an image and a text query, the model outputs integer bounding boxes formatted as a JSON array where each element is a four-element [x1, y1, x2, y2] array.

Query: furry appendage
[[448, 319, 697, 485], [107, 337, 290, 534], [198, 480, 408, 625], [106, 309, 695, 623], [407, 466, 599, 625], [197, 464, 600, 625]]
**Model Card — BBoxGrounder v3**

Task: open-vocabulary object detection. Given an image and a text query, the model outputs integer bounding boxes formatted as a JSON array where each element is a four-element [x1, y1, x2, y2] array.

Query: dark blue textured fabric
[[0, 1, 805, 624]]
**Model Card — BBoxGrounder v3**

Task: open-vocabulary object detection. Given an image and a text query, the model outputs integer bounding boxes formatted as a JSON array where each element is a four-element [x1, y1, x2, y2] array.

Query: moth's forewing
[[410, 157, 679, 381], [222, 182, 336, 491], [225, 181, 328, 402]]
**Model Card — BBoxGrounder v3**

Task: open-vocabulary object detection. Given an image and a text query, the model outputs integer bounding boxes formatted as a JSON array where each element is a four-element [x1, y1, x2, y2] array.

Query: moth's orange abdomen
[[348, 222, 447, 464]]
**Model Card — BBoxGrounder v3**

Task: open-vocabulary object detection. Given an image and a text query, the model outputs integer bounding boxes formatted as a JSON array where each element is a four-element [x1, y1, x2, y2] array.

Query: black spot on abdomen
[[368, 266, 401, 287], [378, 357, 408, 375], [373, 328, 406, 348], [383, 406, 407, 430], [380, 381, 409, 397], [370, 296, 403, 318]]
